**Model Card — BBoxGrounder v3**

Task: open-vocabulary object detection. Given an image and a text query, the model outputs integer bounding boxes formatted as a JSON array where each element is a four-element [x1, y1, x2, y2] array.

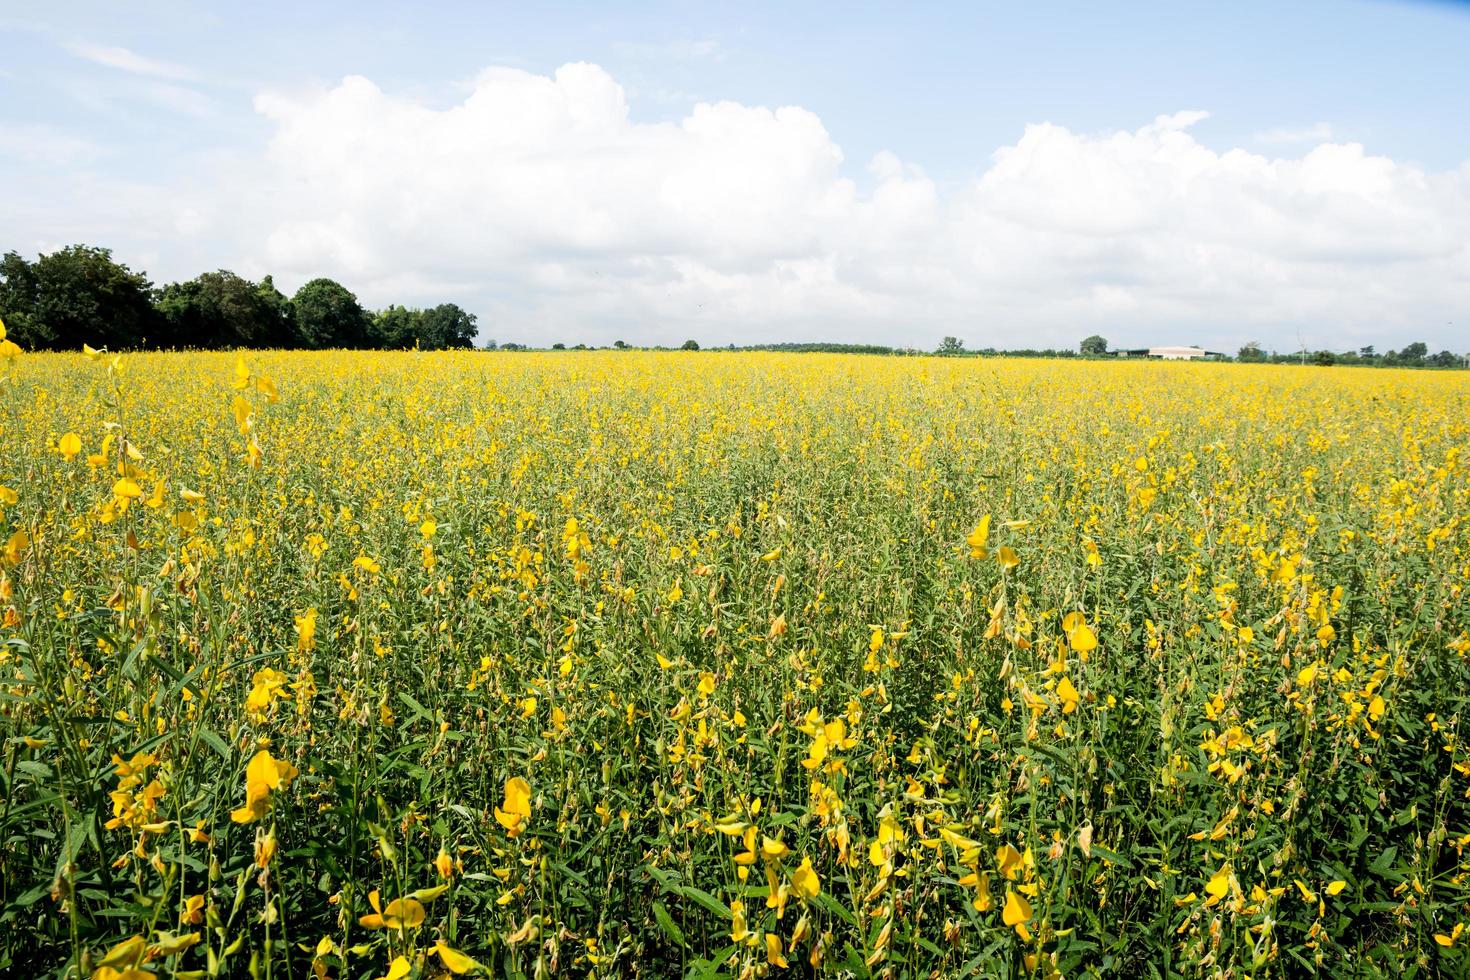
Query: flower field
[[2, 343, 1470, 978]]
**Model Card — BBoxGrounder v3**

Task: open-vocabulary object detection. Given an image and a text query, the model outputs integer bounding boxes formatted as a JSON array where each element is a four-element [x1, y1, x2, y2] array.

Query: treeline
[[0, 245, 481, 351], [1235, 341, 1464, 368]]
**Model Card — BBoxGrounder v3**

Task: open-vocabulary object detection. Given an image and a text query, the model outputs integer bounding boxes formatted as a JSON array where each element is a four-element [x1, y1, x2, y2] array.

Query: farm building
[[1112, 345, 1225, 360]]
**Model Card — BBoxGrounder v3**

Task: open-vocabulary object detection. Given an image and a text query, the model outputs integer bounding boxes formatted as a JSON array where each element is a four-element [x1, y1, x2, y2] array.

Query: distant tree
[[0, 245, 158, 350], [1237, 341, 1267, 362], [418, 303, 477, 349], [1312, 350, 1337, 366], [552, 342, 566, 350], [1079, 334, 1109, 356], [1430, 349, 1459, 368], [1359, 345, 1376, 359], [481, 338, 498, 351], [681, 339, 700, 351], [1401, 341, 1428, 364], [613, 340, 628, 349], [292, 279, 371, 349], [0, 251, 42, 346], [369, 305, 419, 349], [501, 342, 525, 351], [937, 336, 965, 356], [156, 270, 294, 349]]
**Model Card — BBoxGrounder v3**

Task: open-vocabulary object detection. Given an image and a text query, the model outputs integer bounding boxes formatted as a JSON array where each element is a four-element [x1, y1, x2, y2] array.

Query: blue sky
[[3, 1, 1468, 351]]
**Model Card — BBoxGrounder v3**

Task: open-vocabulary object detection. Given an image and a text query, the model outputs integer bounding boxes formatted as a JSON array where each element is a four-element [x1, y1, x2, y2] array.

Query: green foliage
[[0, 246, 158, 350], [291, 278, 371, 349], [1079, 334, 1109, 355], [156, 271, 294, 349]]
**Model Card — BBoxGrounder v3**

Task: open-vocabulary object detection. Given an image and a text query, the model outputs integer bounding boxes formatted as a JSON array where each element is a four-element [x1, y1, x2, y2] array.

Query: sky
[[2, 0, 1468, 352]]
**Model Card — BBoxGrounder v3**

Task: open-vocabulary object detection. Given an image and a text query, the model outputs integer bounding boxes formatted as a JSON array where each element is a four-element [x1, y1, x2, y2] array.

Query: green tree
[[1237, 341, 1267, 362], [0, 251, 42, 346], [155, 270, 294, 349], [417, 303, 478, 349], [681, 339, 700, 351], [1079, 334, 1109, 355], [937, 336, 965, 355], [1400, 341, 1428, 364], [292, 278, 370, 349], [369, 305, 419, 349], [0, 245, 158, 350]]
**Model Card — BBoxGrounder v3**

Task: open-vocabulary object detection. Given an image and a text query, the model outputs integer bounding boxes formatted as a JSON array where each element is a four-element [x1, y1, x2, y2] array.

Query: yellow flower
[[229, 748, 297, 824], [1002, 888, 1033, 939], [112, 478, 144, 501], [791, 856, 821, 899], [495, 775, 532, 837], [435, 941, 481, 974], [375, 954, 411, 980], [730, 899, 749, 942], [4, 529, 30, 566], [1203, 864, 1232, 907], [1056, 675, 1080, 714], [359, 890, 425, 930], [58, 432, 82, 461], [1062, 611, 1098, 653], [966, 515, 991, 559], [231, 395, 253, 433], [766, 932, 788, 967]]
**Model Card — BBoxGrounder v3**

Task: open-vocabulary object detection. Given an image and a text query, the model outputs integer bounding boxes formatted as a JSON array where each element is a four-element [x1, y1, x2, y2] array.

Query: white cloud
[[236, 64, 1470, 350], [64, 40, 195, 80], [1254, 122, 1335, 144]]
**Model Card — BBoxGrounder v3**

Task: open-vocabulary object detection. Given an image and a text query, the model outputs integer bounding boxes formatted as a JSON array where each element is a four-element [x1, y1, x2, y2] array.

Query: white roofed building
[[1112, 345, 1224, 360]]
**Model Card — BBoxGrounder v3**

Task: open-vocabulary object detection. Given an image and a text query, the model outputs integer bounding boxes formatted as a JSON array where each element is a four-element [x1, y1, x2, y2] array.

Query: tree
[[292, 279, 370, 349], [155, 270, 294, 349], [613, 340, 628, 349], [1079, 334, 1109, 356], [369, 305, 419, 349], [681, 339, 700, 351], [417, 303, 477, 349], [0, 245, 158, 350], [1400, 341, 1428, 364], [1359, 345, 1376, 359], [1430, 349, 1459, 368], [552, 343, 566, 350], [937, 336, 965, 356], [1237, 341, 1267, 362], [0, 252, 42, 346]]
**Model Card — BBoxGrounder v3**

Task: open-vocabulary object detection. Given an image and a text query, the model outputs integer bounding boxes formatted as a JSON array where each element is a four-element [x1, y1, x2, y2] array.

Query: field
[[2, 348, 1470, 979]]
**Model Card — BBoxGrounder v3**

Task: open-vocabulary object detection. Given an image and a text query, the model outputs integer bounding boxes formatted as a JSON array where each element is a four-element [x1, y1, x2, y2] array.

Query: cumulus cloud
[[236, 64, 1470, 349]]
